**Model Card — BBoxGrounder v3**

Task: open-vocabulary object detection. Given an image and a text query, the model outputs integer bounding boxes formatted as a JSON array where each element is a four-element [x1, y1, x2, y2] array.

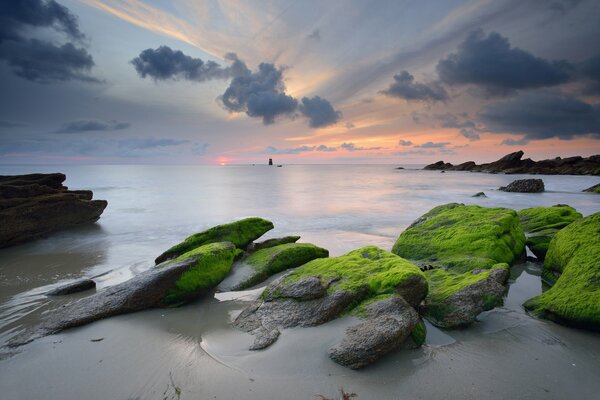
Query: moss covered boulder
[[524, 212, 600, 330], [518, 205, 582, 260], [233, 246, 428, 367], [155, 217, 274, 263], [246, 236, 301, 252], [583, 183, 600, 193], [12, 242, 238, 346], [392, 203, 526, 272], [423, 264, 509, 328], [230, 243, 329, 290]]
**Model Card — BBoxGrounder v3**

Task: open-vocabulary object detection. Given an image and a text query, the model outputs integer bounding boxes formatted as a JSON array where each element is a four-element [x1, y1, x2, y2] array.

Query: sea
[[0, 164, 599, 400]]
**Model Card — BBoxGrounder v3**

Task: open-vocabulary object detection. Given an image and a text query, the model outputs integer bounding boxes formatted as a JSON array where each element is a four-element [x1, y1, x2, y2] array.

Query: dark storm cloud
[[381, 71, 448, 102], [131, 47, 249, 82], [479, 92, 600, 140], [0, 0, 97, 83], [0, 120, 26, 128], [436, 113, 481, 141], [54, 119, 131, 133], [340, 142, 382, 151], [577, 54, 600, 94], [220, 62, 299, 124], [501, 137, 530, 146], [415, 141, 450, 149], [398, 139, 413, 146], [299, 96, 342, 128], [437, 30, 572, 95]]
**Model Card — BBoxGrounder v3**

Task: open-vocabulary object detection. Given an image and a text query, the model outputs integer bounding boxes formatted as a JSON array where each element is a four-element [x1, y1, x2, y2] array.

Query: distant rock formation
[[0, 173, 107, 248], [424, 151, 600, 175], [499, 178, 545, 193]]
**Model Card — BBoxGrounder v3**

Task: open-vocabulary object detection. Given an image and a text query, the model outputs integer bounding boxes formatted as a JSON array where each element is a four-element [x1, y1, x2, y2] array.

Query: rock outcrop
[[233, 246, 428, 367], [47, 279, 96, 296], [517, 205, 582, 260], [246, 236, 300, 252], [424, 151, 600, 175], [583, 183, 600, 193], [499, 179, 545, 193], [524, 212, 600, 330], [392, 203, 525, 328], [0, 173, 107, 248], [11, 242, 238, 346]]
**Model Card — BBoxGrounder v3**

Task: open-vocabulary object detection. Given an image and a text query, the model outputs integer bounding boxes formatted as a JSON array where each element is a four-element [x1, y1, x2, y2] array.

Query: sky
[[0, 0, 599, 165]]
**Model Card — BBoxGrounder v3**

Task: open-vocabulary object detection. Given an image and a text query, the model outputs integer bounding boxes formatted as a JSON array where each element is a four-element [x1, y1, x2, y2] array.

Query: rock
[[155, 217, 274, 264], [422, 151, 600, 175], [392, 203, 526, 273], [231, 243, 329, 290], [472, 192, 486, 197], [583, 183, 600, 193], [395, 167, 405, 170], [524, 213, 600, 330], [328, 296, 420, 369], [517, 205, 582, 260], [11, 242, 238, 346], [499, 179, 545, 193], [233, 246, 427, 352], [422, 266, 509, 328], [47, 278, 96, 296], [246, 236, 301, 252], [0, 173, 107, 248]]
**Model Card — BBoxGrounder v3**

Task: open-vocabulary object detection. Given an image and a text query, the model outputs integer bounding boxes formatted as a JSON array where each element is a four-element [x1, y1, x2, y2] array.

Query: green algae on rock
[[423, 264, 509, 328], [524, 212, 600, 330], [518, 205, 582, 260], [155, 217, 274, 264], [159, 242, 238, 305], [392, 203, 526, 273], [233, 243, 329, 290], [583, 183, 600, 193]]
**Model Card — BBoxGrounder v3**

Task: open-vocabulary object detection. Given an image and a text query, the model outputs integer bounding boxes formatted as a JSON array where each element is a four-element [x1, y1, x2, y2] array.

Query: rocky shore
[[424, 150, 600, 175], [0, 173, 107, 248]]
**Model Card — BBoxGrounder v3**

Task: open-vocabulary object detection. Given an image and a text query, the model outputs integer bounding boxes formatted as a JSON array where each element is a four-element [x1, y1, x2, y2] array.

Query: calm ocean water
[[0, 164, 599, 399]]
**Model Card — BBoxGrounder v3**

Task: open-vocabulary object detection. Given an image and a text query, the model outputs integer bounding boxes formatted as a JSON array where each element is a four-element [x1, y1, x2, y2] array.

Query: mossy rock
[[159, 242, 238, 305], [247, 236, 301, 252], [518, 205, 582, 260], [232, 243, 329, 290], [277, 246, 428, 307], [392, 203, 526, 273], [155, 217, 274, 263], [422, 264, 509, 328], [582, 183, 600, 193], [524, 212, 600, 330]]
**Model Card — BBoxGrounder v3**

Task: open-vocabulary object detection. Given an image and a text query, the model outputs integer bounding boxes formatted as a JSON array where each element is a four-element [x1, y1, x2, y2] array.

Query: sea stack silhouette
[[269, 158, 273, 166]]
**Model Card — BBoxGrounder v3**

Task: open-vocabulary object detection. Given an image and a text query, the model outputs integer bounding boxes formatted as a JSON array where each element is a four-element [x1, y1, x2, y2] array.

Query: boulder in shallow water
[[155, 217, 274, 263], [47, 278, 96, 296], [12, 242, 237, 346], [524, 212, 600, 330], [231, 243, 329, 290], [582, 183, 600, 193], [499, 179, 545, 193], [233, 246, 427, 355], [517, 205, 582, 260]]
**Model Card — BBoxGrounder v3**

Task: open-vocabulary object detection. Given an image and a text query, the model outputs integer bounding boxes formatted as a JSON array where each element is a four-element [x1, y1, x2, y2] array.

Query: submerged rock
[[518, 205, 582, 260], [231, 243, 329, 290], [583, 183, 600, 193], [47, 279, 96, 296], [0, 173, 107, 248], [499, 179, 545, 193], [472, 192, 486, 197], [155, 217, 274, 263], [233, 246, 427, 357], [392, 203, 525, 328], [328, 296, 420, 369], [422, 266, 509, 328], [12, 242, 237, 346], [246, 236, 301, 252], [524, 212, 600, 330]]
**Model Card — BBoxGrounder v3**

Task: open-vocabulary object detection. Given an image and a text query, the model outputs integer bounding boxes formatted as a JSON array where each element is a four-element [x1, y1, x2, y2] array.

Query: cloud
[[54, 119, 131, 133], [0, 0, 97, 83], [398, 139, 413, 146], [117, 137, 189, 150], [299, 96, 342, 128], [345, 122, 355, 129], [307, 29, 321, 41], [0, 120, 26, 128], [316, 144, 336, 152], [394, 150, 436, 156], [501, 137, 530, 146], [266, 144, 337, 154], [381, 71, 448, 102], [415, 141, 450, 148], [131, 47, 248, 82], [578, 54, 600, 94], [436, 113, 481, 141], [340, 142, 382, 151], [479, 92, 600, 140], [191, 143, 209, 155], [437, 30, 571, 95], [220, 63, 298, 124]]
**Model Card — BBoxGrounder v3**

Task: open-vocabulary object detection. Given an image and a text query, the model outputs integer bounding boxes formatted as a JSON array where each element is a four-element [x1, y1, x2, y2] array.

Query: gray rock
[[264, 276, 328, 301], [499, 179, 545, 193], [328, 296, 420, 369], [47, 279, 96, 296], [246, 236, 301, 252], [472, 192, 486, 197], [583, 183, 600, 193]]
